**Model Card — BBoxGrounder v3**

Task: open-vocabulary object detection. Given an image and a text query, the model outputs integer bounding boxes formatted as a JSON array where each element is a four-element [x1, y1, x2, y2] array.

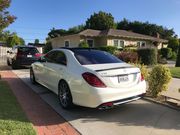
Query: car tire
[[58, 80, 73, 109], [30, 68, 37, 84], [11, 61, 19, 69]]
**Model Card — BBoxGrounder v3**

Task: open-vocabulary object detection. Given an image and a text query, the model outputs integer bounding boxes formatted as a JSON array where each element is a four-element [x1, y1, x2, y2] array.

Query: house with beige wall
[[49, 29, 168, 49]]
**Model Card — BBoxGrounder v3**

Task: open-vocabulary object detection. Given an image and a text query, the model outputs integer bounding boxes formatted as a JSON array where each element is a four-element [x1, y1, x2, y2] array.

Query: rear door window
[[54, 51, 67, 65], [44, 50, 67, 65], [44, 51, 56, 63]]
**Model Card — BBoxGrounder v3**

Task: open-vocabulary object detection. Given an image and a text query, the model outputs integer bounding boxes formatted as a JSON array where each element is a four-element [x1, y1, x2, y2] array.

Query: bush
[[98, 46, 118, 54], [160, 48, 172, 59], [79, 41, 89, 48], [171, 51, 177, 60], [131, 63, 149, 81], [123, 46, 137, 52], [148, 65, 172, 97], [116, 51, 138, 63], [43, 42, 53, 54], [137, 48, 157, 65], [176, 45, 180, 67]]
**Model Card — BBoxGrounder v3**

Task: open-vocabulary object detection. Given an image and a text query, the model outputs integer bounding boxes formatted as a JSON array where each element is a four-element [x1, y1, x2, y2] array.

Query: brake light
[[82, 72, 106, 88], [140, 73, 144, 81], [34, 53, 42, 58], [16, 52, 23, 57]]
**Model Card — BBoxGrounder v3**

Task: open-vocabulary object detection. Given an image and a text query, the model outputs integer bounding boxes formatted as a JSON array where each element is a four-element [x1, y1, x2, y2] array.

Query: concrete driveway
[[13, 69, 180, 135]]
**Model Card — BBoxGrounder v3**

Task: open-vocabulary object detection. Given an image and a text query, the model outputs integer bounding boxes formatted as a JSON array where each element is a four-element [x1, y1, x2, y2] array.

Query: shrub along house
[[49, 29, 168, 49]]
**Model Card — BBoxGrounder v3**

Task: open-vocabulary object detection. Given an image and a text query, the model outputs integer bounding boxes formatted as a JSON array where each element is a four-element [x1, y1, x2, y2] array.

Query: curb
[[143, 97, 180, 111]]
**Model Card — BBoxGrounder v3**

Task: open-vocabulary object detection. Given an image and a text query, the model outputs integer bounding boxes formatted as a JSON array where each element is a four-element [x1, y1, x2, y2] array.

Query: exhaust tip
[[98, 102, 113, 110]]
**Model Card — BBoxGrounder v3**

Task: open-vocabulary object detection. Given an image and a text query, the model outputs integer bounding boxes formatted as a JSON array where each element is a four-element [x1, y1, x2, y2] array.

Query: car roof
[[14, 45, 37, 48], [58, 47, 99, 52]]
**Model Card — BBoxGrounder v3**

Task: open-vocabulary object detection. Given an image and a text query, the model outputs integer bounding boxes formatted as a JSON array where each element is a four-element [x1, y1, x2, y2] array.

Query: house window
[[87, 39, 94, 47], [119, 40, 125, 48], [64, 40, 70, 47], [113, 39, 124, 48], [113, 40, 119, 47], [137, 41, 146, 48]]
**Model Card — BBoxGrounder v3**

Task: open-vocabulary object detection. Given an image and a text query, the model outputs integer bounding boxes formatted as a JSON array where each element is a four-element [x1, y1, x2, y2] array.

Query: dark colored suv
[[7, 45, 42, 69]]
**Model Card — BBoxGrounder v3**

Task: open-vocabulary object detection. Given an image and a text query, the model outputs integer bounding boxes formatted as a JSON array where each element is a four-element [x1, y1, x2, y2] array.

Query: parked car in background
[[7, 45, 42, 69], [30, 48, 146, 109]]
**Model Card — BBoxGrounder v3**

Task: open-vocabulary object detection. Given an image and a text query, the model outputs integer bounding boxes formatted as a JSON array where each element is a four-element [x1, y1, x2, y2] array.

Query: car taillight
[[82, 72, 106, 88], [16, 52, 23, 57], [34, 53, 42, 58], [140, 73, 144, 81]]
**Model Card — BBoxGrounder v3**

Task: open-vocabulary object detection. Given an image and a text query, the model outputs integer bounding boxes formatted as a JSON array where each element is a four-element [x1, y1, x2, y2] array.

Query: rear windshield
[[18, 47, 39, 55], [73, 49, 122, 65]]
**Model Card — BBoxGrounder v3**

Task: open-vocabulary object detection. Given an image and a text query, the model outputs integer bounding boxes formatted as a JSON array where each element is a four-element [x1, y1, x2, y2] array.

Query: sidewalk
[[0, 71, 80, 135], [162, 78, 180, 103]]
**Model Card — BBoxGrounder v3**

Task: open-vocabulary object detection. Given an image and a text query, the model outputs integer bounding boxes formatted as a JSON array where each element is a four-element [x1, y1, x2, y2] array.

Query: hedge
[[97, 46, 118, 54], [79, 41, 89, 48], [137, 48, 157, 65], [160, 48, 172, 59]]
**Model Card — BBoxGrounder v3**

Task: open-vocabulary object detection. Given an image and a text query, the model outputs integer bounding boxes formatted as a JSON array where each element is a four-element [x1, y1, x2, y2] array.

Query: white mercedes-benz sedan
[[30, 48, 146, 109]]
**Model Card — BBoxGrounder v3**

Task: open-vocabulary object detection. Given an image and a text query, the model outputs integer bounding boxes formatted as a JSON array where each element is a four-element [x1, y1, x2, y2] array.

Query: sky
[[6, 0, 180, 44]]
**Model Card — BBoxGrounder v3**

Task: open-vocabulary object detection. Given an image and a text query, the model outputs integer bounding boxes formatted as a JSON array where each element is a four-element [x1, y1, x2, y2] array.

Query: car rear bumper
[[72, 80, 146, 108], [15, 58, 38, 66], [98, 93, 145, 109]]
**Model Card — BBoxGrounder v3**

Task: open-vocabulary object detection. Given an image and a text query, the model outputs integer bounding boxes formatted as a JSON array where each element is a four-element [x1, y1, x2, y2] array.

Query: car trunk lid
[[83, 63, 141, 88]]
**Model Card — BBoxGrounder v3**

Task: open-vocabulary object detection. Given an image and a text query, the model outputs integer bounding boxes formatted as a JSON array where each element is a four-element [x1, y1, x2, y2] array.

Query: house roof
[[28, 43, 45, 47], [79, 29, 168, 43]]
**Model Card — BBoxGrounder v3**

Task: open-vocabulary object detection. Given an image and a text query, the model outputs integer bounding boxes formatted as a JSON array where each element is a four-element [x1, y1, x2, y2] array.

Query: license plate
[[27, 55, 32, 58], [118, 75, 129, 83]]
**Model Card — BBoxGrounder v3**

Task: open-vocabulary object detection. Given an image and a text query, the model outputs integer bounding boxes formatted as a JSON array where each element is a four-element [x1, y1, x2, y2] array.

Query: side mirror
[[38, 56, 46, 62]]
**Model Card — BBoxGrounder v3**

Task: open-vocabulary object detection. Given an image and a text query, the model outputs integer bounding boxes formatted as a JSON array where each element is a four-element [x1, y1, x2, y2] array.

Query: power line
[[7, 26, 53, 30]]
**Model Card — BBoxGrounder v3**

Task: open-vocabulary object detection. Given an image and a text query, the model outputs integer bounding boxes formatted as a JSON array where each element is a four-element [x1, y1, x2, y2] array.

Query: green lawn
[[0, 80, 36, 135], [170, 67, 180, 78]]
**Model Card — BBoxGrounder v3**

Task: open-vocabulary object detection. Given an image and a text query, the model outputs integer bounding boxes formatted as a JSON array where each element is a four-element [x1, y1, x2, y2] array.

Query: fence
[[0, 46, 11, 64]]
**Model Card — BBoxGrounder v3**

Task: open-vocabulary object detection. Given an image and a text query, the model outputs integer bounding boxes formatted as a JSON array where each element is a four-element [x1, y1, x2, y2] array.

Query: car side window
[[44, 51, 56, 63], [54, 51, 67, 65], [44, 51, 67, 65]]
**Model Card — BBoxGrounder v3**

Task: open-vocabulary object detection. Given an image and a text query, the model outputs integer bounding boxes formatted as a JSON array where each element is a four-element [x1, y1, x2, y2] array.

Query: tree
[[68, 24, 85, 34], [43, 42, 52, 54], [85, 11, 115, 30], [168, 38, 179, 53], [0, 30, 10, 41], [116, 18, 129, 30], [0, 31, 25, 46], [117, 19, 175, 39], [48, 25, 85, 39], [19, 37, 25, 45], [0, 0, 16, 32], [6, 32, 24, 47], [34, 39, 39, 44], [48, 28, 67, 38]]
